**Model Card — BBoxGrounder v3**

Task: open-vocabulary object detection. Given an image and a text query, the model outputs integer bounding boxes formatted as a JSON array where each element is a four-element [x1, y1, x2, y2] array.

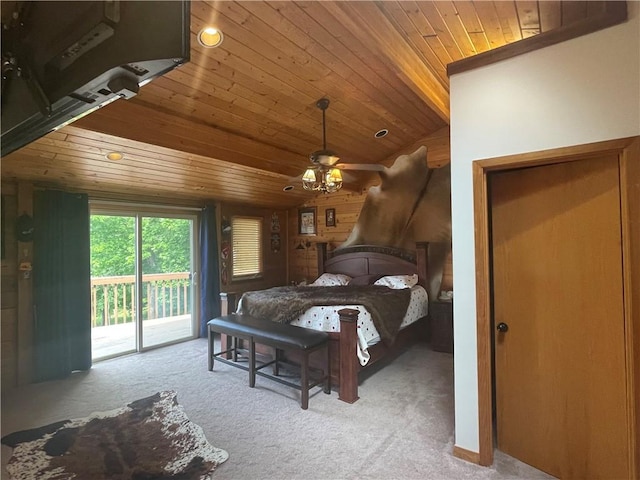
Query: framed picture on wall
[[298, 207, 316, 235], [325, 208, 336, 227]]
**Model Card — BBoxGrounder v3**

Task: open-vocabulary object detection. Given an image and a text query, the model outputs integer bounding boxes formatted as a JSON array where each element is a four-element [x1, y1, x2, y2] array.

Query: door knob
[[496, 322, 509, 333]]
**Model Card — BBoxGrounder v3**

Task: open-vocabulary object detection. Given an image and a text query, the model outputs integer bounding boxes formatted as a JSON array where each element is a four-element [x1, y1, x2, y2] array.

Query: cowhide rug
[[1, 390, 228, 480]]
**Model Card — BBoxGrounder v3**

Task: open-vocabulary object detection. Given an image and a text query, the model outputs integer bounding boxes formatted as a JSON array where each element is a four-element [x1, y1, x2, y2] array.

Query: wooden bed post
[[219, 292, 237, 360], [337, 308, 360, 403], [317, 242, 328, 275], [220, 292, 237, 315], [415, 242, 429, 289]]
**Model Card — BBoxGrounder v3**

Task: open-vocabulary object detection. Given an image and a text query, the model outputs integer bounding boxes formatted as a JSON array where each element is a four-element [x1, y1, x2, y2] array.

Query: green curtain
[[33, 190, 91, 382], [199, 203, 221, 337]]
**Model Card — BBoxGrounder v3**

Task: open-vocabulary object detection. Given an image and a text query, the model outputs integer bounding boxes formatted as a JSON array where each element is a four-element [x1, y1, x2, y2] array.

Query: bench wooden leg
[[273, 348, 281, 376], [249, 338, 256, 388], [301, 352, 309, 410], [220, 333, 232, 360], [324, 343, 331, 394], [232, 336, 239, 362], [208, 325, 215, 371]]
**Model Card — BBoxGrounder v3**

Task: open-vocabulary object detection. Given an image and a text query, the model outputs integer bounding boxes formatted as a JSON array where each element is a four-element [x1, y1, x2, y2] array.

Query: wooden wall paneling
[[1, 184, 18, 389], [76, 102, 309, 175], [16, 182, 34, 385], [515, 1, 542, 38], [472, 2, 516, 48], [217, 2, 432, 146], [447, 1, 627, 76], [1, 308, 17, 388], [219, 203, 288, 295], [287, 188, 367, 283], [3, 129, 312, 208], [409, 1, 464, 63], [450, 2, 492, 55], [429, 1, 478, 58], [288, 1, 445, 131], [373, 2, 449, 88], [561, 1, 588, 26], [330, 1, 450, 122], [538, 1, 562, 32], [1, 2, 614, 216]]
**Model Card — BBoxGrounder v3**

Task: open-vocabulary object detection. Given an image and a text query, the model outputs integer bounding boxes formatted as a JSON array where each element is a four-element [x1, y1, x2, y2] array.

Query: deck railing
[[91, 272, 191, 328]]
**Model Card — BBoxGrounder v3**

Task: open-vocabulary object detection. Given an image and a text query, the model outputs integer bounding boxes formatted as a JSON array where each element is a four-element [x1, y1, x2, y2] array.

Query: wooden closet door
[[490, 155, 629, 479]]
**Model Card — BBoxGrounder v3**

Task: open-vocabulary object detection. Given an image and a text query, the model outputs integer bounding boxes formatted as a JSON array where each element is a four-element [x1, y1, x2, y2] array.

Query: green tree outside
[[90, 215, 192, 326], [90, 215, 191, 276]]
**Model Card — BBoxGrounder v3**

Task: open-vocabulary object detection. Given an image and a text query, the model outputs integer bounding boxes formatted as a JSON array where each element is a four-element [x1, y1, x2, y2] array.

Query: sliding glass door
[[140, 216, 194, 349], [90, 214, 137, 359], [90, 205, 198, 360]]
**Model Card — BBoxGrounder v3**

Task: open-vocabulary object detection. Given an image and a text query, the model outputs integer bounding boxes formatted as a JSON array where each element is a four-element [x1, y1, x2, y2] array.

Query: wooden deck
[[91, 314, 194, 361]]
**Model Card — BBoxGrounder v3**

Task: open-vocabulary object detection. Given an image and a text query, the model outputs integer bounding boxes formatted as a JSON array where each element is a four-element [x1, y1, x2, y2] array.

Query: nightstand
[[429, 300, 453, 353]]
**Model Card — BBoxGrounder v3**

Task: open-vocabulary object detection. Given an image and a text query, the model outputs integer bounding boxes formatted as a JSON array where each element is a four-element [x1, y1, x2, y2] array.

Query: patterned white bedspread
[[289, 286, 429, 366]]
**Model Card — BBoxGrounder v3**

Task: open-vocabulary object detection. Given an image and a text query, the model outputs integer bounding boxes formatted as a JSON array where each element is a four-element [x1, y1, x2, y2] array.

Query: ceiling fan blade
[[336, 163, 386, 171]]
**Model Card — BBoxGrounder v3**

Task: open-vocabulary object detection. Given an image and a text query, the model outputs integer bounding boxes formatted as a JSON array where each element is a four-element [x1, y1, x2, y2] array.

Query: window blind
[[232, 216, 262, 278]]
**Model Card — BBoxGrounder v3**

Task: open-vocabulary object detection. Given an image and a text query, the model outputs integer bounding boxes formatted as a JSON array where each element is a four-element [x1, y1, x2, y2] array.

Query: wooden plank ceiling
[[0, 1, 614, 208]]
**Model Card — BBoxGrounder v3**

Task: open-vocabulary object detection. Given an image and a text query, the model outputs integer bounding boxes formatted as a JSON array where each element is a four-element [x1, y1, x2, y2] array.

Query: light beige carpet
[[1, 338, 552, 479]]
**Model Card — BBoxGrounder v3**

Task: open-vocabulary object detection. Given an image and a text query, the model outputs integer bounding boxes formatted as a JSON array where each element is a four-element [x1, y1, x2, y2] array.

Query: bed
[[218, 242, 430, 403]]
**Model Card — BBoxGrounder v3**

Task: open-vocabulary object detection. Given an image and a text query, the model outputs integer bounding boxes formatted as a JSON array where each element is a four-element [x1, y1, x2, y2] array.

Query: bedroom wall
[[1, 183, 19, 389], [218, 203, 288, 296], [1, 181, 35, 388], [449, 2, 640, 456], [288, 189, 366, 284]]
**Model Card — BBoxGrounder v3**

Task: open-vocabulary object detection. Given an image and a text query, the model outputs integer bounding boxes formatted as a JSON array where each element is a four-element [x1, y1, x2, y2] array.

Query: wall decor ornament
[[270, 233, 281, 253], [298, 207, 316, 235], [325, 208, 336, 227], [271, 212, 280, 232]]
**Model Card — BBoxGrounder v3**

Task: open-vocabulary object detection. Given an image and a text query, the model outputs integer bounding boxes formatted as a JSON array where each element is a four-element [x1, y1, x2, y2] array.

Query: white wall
[[449, 2, 640, 454]]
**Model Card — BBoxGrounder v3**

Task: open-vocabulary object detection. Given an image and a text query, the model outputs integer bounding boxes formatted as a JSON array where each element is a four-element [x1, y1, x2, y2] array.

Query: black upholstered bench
[[207, 314, 331, 409]]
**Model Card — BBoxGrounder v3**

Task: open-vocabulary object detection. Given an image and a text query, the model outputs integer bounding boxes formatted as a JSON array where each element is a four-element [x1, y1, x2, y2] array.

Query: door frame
[[471, 136, 639, 474]]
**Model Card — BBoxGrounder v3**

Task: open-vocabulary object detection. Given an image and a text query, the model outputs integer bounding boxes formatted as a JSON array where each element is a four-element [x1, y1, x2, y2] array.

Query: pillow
[[373, 274, 419, 289], [310, 273, 351, 286], [348, 274, 383, 286]]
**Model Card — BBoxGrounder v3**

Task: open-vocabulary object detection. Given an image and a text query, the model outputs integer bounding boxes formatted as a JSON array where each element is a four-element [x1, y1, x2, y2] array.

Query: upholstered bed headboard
[[316, 243, 429, 288]]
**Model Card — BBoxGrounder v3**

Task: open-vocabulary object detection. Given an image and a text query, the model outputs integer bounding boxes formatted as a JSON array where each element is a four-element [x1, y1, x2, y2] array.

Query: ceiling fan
[[301, 98, 384, 193]]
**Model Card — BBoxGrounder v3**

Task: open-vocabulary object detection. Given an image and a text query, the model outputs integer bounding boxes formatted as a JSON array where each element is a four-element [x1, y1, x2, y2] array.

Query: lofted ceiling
[[0, 1, 625, 208]]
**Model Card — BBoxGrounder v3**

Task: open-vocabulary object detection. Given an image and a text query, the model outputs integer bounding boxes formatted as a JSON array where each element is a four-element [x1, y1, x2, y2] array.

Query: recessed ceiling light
[[374, 129, 389, 138], [198, 27, 224, 48], [105, 152, 124, 161], [283, 185, 294, 192]]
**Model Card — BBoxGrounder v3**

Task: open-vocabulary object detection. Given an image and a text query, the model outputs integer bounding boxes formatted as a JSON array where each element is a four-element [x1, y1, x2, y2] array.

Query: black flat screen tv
[[1, 1, 190, 157]]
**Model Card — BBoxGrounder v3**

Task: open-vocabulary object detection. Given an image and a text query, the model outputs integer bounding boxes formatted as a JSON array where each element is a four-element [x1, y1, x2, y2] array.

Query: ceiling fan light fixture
[[301, 97, 345, 194], [310, 149, 340, 166], [302, 167, 320, 191], [324, 167, 343, 193], [302, 166, 342, 193]]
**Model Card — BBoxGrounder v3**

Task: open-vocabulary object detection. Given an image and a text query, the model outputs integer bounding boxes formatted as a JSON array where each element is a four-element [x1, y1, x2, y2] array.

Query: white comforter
[[288, 286, 429, 366]]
